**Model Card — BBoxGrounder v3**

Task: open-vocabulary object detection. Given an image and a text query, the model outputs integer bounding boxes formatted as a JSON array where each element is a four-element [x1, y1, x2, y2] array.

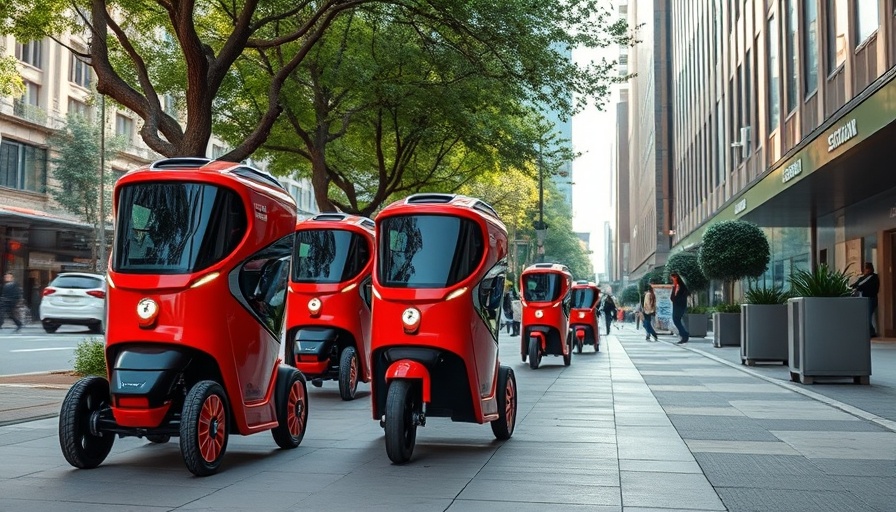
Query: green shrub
[[664, 251, 708, 292], [621, 284, 641, 306], [713, 303, 742, 313], [744, 283, 790, 304], [788, 264, 852, 297], [73, 337, 107, 377], [698, 220, 771, 283], [689, 305, 713, 314]]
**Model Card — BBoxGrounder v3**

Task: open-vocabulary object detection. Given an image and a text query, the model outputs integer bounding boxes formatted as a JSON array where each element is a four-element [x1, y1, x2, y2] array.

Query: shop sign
[[29, 252, 56, 269], [734, 198, 747, 215], [782, 158, 803, 183], [827, 118, 857, 152]]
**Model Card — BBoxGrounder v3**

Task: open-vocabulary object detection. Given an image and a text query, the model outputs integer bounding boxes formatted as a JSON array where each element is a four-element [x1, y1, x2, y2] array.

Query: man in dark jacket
[[851, 262, 880, 337], [670, 272, 690, 344], [0, 272, 24, 332], [600, 293, 617, 335]]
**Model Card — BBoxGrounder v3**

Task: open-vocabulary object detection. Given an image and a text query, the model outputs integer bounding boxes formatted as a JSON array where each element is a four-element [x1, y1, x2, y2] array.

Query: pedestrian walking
[[642, 285, 659, 342], [670, 272, 690, 344], [510, 295, 521, 336], [600, 293, 617, 335], [502, 287, 514, 334], [851, 262, 880, 338], [0, 271, 24, 332]]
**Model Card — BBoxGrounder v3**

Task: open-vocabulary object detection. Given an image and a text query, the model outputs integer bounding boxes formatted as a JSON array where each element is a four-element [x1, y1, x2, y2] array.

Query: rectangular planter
[[740, 304, 788, 365], [712, 312, 741, 347], [788, 297, 871, 384], [683, 313, 708, 338]]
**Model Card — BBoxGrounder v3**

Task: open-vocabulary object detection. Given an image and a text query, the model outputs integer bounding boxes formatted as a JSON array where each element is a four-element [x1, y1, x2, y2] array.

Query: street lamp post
[[533, 151, 548, 263]]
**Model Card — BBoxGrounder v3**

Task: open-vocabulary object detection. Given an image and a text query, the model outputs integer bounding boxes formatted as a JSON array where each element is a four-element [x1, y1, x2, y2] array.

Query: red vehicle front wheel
[[490, 366, 517, 440], [58, 376, 115, 469], [180, 381, 229, 477], [384, 380, 420, 464], [339, 346, 360, 401]]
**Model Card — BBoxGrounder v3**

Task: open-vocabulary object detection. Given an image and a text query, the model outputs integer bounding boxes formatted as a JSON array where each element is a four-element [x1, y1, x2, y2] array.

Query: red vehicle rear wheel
[[490, 366, 517, 440], [272, 368, 308, 449], [339, 346, 359, 401], [58, 376, 115, 469], [563, 333, 572, 366], [180, 380, 229, 477], [384, 380, 419, 464]]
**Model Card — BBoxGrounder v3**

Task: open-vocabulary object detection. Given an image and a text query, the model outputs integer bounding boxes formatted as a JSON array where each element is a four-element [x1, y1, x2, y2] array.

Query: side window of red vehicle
[[235, 235, 293, 337]]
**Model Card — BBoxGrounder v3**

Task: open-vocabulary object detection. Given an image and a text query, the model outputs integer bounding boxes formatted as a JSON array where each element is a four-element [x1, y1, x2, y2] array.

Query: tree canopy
[[698, 220, 770, 284], [664, 251, 708, 292]]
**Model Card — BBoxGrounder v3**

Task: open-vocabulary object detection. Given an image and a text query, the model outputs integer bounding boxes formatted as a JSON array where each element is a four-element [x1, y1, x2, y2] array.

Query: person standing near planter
[[670, 272, 690, 344], [850, 262, 880, 338], [642, 285, 659, 342], [0, 272, 24, 333]]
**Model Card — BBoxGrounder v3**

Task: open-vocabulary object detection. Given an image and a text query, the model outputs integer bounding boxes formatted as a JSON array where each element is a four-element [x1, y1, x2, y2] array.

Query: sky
[[570, 48, 618, 276]]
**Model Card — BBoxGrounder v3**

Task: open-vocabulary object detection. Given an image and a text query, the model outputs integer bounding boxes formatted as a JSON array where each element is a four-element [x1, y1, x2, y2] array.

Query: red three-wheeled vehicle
[[285, 214, 375, 400], [58, 158, 308, 476], [369, 193, 517, 464], [571, 280, 601, 353], [520, 263, 573, 369]]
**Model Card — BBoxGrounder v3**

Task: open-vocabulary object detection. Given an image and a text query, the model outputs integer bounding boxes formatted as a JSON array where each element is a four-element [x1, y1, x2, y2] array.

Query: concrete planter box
[[788, 297, 871, 384], [740, 304, 788, 365], [684, 313, 708, 338], [712, 312, 741, 347]]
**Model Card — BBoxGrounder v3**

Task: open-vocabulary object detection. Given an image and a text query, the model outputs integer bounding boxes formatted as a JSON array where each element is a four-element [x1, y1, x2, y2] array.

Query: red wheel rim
[[287, 381, 306, 437], [505, 377, 515, 429], [198, 394, 225, 463], [349, 354, 358, 390]]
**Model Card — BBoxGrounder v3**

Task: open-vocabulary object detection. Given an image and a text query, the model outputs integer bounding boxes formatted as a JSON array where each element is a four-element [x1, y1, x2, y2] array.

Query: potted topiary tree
[[787, 264, 871, 384], [740, 283, 789, 366], [664, 251, 709, 337], [698, 220, 770, 348]]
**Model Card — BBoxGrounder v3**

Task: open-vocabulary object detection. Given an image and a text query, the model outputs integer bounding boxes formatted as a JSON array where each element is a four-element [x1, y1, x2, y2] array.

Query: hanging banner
[[653, 284, 674, 333]]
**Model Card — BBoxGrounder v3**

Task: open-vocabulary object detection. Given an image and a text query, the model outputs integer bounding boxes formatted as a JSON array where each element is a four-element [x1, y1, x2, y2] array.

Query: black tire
[[595, 338, 600, 352], [563, 334, 572, 366], [384, 380, 419, 464], [43, 322, 59, 334], [146, 434, 170, 444], [310, 378, 323, 388], [272, 368, 308, 449], [528, 337, 540, 369], [58, 376, 115, 469], [576, 336, 583, 354], [180, 381, 229, 477], [490, 366, 517, 440], [338, 346, 359, 401]]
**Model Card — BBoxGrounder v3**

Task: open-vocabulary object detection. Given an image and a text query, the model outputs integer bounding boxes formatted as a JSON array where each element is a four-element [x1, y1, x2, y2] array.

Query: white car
[[39, 272, 106, 334]]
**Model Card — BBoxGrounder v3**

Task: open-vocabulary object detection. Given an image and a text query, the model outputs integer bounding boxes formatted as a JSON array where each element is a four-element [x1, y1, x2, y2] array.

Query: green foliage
[[744, 283, 790, 304], [72, 337, 107, 377], [638, 267, 665, 293], [620, 284, 641, 306], [713, 303, 742, 313], [698, 220, 771, 283], [0, 54, 24, 97], [788, 264, 852, 298], [664, 251, 708, 292], [689, 306, 713, 314]]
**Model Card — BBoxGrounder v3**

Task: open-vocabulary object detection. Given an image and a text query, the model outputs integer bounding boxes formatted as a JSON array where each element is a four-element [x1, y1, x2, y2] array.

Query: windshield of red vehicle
[[572, 288, 598, 308], [113, 183, 247, 273], [523, 273, 561, 302], [292, 229, 370, 283], [379, 214, 483, 288]]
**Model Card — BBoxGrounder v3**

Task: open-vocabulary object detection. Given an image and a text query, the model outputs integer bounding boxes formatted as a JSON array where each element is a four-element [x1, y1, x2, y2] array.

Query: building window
[[856, 1, 879, 45], [15, 40, 42, 68], [67, 98, 90, 119], [785, 0, 798, 113], [70, 55, 91, 88], [115, 114, 134, 141], [0, 139, 48, 193], [22, 81, 39, 107], [827, 0, 848, 71], [768, 15, 780, 130], [804, 0, 818, 95]]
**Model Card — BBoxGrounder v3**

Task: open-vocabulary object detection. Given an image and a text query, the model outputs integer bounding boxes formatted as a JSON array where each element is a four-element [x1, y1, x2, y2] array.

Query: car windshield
[[572, 288, 597, 308], [292, 229, 370, 284], [50, 275, 103, 289], [113, 183, 247, 274], [378, 214, 483, 288], [522, 273, 561, 302]]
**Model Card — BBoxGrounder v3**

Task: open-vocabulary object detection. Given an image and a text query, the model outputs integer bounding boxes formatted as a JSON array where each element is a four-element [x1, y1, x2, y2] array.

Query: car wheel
[[180, 381, 229, 476], [272, 368, 308, 449], [490, 366, 517, 440], [43, 322, 60, 334], [384, 380, 419, 464], [338, 346, 359, 401], [58, 376, 115, 469]]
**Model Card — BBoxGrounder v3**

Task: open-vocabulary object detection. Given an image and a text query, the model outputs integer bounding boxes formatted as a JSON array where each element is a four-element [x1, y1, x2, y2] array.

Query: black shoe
[[676, 338, 688, 345], [652, 334, 658, 342]]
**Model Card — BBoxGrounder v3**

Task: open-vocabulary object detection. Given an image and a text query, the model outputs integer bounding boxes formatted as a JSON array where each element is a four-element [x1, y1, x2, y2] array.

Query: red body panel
[[106, 161, 296, 435], [520, 264, 573, 359], [370, 195, 507, 424], [385, 360, 432, 402]]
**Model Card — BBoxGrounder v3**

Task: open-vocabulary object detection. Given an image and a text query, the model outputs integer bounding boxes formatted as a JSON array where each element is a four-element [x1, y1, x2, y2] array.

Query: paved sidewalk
[[0, 329, 894, 511]]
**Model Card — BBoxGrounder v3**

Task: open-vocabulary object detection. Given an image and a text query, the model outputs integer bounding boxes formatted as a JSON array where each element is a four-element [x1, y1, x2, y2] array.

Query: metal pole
[[537, 151, 545, 263], [98, 95, 106, 272]]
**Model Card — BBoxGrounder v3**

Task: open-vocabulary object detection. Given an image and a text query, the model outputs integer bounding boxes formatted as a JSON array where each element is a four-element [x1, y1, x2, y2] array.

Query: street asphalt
[[0, 324, 894, 511]]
